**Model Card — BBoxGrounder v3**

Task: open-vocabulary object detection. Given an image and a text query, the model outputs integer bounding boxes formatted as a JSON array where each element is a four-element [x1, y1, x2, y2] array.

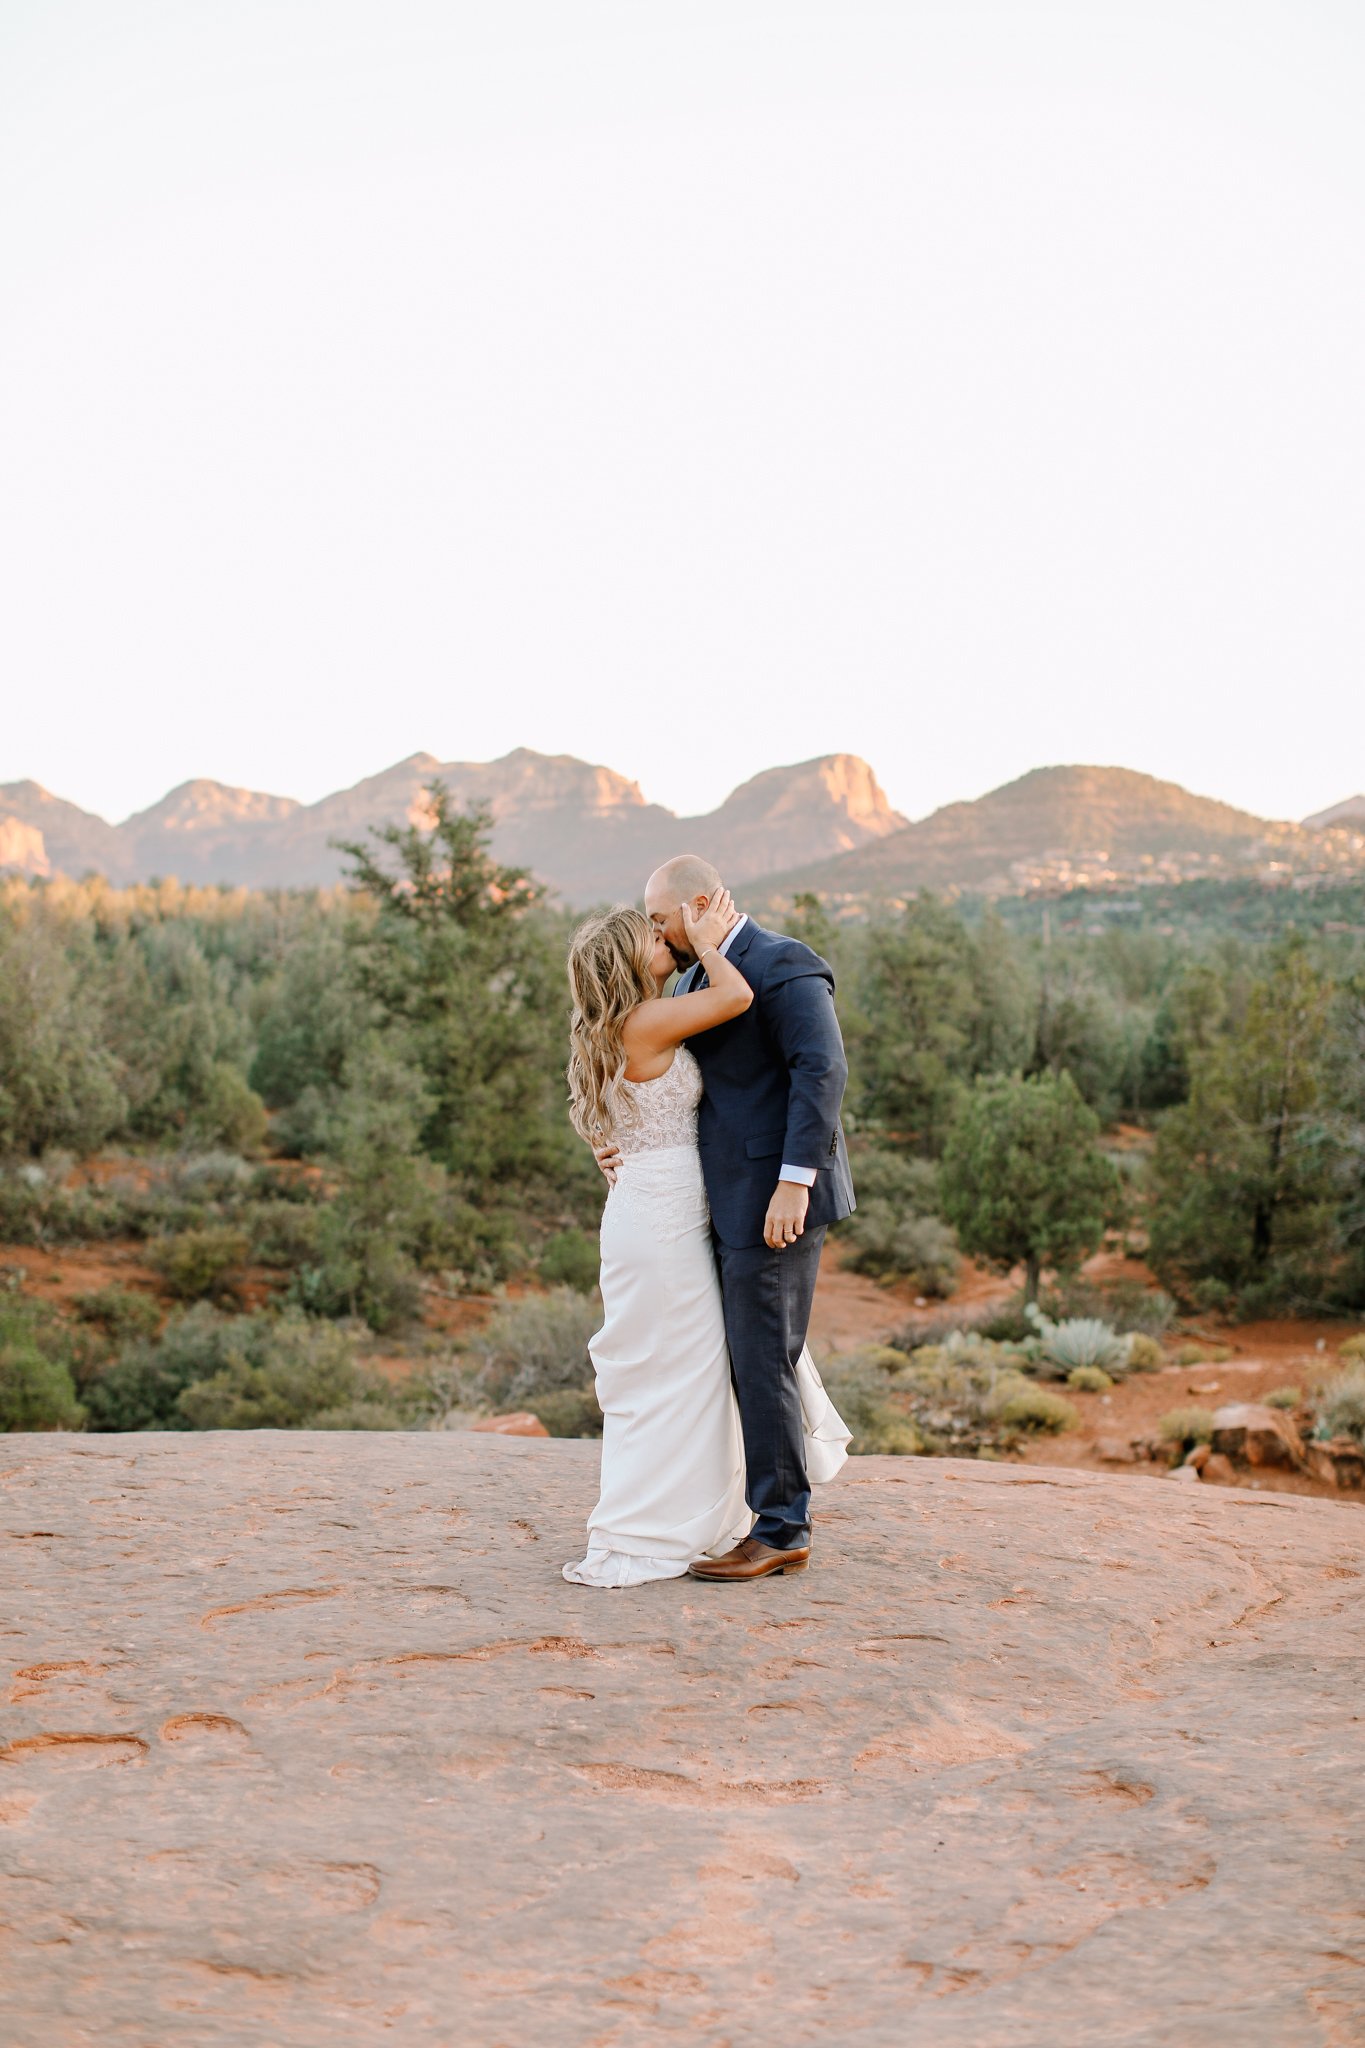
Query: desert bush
[[842, 1205, 959, 1292], [537, 1229, 600, 1294], [1339, 1334, 1365, 1362], [817, 1346, 922, 1455], [243, 1199, 323, 1270], [993, 1382, 1079, 1433], [1067, 1365, 1113, 1392], [71, 1286, 161, 1343], [468, 1289, 602, 1409], [1124, 1333, 1165, 1372], [884, 1343, 1053, 1455], [1264, 1385, 1303, 1410], [844, 1150, 943, 1212], [529, 1387, 604, 1437], [1158, 1406, 1216, 1448], [1042, 1275, 1177, 1337], [1313, 1365, 1365, 1446], [173, 1310, 404, 1430], [189, 1063, 269, 1153], [1189, 1276, 1234, 1316], [1174, 1342, 1231, 1367], [150, 1226, 251, 1302], [300, 1398, 411, 1430], [81, 1302, 236, 1430], [0, 1294, 85, 1430], [168, 1150, 255, 1201]]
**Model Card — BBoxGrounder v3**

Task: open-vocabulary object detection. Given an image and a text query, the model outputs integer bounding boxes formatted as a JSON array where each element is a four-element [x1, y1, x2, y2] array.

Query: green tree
[[1149, 946, 1342, 1309], [336, 784, 586, 1199], [940, 1070, 1120, 1301], [0, 909, 125, 1156], [850, 899, 979, 1150], [299, 1038, 445, 1331]]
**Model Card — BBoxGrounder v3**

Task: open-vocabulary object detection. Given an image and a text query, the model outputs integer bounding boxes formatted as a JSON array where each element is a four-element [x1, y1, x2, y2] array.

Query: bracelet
[[699, 945, 718, 959]]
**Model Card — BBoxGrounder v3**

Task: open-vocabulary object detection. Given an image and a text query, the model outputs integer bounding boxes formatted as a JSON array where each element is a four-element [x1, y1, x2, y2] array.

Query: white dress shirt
[[704, 914, 817, 1189]]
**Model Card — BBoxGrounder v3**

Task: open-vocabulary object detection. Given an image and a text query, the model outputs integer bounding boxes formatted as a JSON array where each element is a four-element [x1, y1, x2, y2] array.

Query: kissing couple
[[561, 855, 857, 1589]]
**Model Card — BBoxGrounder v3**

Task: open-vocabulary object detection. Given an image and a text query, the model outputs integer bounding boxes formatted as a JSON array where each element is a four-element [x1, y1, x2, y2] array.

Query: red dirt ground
[[6, 1222, 1361, 1503]]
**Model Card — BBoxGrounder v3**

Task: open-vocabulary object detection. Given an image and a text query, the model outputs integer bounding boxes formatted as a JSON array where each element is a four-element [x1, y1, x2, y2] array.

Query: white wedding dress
[[562, 1045, 851, 1589]]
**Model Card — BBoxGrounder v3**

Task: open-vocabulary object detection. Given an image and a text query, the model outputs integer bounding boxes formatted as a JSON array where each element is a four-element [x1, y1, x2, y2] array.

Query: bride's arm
[[622, 890, 753, 1058]]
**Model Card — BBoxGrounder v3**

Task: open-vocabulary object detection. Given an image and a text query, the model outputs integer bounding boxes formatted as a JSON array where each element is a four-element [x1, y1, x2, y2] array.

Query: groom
[[596, 855, 856, 1580]]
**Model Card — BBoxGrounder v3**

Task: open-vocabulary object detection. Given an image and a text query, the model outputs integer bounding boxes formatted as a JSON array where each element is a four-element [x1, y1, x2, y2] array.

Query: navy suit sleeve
[[762, 943, 849, 1172]]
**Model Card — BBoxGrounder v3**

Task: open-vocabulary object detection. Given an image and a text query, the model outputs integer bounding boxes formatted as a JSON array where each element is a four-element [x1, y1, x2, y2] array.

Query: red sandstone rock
[[1303, 1437, 1365, 1489], [1210, 1402, 1305, 1470], [466, 1411, 550, 1437], [2, 1434, 1363, 2045], [1095, 1436, 1137, 1463], [1201, 1452, 1237, 1485], [1185, 1444, 1211, 1472]]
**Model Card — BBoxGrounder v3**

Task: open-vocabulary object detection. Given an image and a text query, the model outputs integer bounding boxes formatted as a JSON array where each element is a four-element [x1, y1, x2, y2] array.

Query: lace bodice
[[612, 1044, 703, 1155]]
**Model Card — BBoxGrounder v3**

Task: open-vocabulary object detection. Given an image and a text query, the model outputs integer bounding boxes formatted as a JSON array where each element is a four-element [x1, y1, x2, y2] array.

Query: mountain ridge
[[2, 755, 1360, 906], [0, 749, 906, 903]]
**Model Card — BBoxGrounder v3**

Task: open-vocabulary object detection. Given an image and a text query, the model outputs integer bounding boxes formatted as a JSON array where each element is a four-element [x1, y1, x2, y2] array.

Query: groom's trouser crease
[[715, 1223, 826, 1552]]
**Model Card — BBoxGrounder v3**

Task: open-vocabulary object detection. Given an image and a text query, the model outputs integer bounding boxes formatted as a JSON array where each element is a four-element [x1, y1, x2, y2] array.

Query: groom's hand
[[592, 1139, 622, 1186], [764, 1179, 810, 1250]]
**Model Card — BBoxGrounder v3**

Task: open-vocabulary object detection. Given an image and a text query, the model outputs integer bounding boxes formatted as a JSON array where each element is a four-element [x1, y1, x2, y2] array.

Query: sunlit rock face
[[4, 1430, 1363, 2045], [0, 815, 50, 876]]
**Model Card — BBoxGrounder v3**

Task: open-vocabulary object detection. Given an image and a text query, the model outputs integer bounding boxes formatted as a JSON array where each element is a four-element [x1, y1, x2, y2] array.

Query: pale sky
[[2, 1, 1362, 828]]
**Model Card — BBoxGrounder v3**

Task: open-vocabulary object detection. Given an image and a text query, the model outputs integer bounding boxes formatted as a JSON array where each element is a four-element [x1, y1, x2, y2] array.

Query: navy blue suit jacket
[[677, 919, 857, 1249]]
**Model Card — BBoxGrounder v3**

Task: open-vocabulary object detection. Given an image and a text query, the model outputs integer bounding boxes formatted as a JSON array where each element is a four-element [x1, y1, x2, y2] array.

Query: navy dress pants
[[714, 1224, 827, 1552]]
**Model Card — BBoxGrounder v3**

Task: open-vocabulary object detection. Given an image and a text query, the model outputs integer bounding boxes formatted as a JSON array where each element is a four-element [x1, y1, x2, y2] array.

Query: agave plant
[[1023, 1302, 1132, 1379]]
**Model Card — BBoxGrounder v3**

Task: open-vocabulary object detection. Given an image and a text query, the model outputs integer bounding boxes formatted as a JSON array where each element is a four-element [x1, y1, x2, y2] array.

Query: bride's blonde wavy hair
[[566, 906, 659, 1143]]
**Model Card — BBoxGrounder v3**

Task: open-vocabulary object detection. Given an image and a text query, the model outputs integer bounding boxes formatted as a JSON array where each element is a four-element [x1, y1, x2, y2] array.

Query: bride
[[561, 887, 849, 1588]]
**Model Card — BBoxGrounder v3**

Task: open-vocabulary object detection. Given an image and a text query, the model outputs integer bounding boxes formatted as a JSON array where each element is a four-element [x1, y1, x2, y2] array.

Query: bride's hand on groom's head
[[682, 885, 738, 956]]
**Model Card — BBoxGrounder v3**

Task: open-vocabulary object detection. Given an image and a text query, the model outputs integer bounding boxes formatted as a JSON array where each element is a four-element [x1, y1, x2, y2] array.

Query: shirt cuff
[[778, 1163, 817, 1186]]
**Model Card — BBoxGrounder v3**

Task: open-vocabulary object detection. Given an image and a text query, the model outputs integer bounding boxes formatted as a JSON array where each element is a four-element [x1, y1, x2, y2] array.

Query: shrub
[[1174, 1342, 1231, 1367], [150, 1226, 251, 1302], [845, 1150, 943, 1211], [243, 1200, 323, 1270], [842, 1205, 959, 1293], [71, 1286, 161, 1343], [530, 1387, 604, 1438], [1190, 1276, 1234, 1316], [304, 1398, 411, 1430], [1043, 1276, 1177, 1337], [173, 1311, 402, 1430], [191, 1063, 269, 1153], [1158, 1406, 1216, 1448], [1339, 1335, 1365, 1363], [537, 1229, 600, 1294], [993, 1383, 1079, 1433], [818, 1347, 922, 1455], [0, 1295, 86, 1431], [1067, 1365, 1113, 1392], [168, 1151, 254, 1201], [1264, 1385, 1302, 1410], [1313, 1365, 1365, 1447], [469, 1289, 602, 1409], [1125, 1333, 1165, 1372], [82, 1302, 235, 1430]]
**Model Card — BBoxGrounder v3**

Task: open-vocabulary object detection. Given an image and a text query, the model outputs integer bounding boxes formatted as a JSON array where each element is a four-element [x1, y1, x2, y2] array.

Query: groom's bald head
[[644, 854, 728, 969], [647, 854, 722, 905]]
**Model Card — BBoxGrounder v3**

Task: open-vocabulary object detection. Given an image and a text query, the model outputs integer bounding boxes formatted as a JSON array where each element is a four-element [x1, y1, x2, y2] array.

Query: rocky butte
[[3, 1430, 1363, 2046]]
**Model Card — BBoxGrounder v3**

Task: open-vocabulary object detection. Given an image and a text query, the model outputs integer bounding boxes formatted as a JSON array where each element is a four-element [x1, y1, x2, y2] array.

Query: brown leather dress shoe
[[687, 1537, 811, 1581]]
